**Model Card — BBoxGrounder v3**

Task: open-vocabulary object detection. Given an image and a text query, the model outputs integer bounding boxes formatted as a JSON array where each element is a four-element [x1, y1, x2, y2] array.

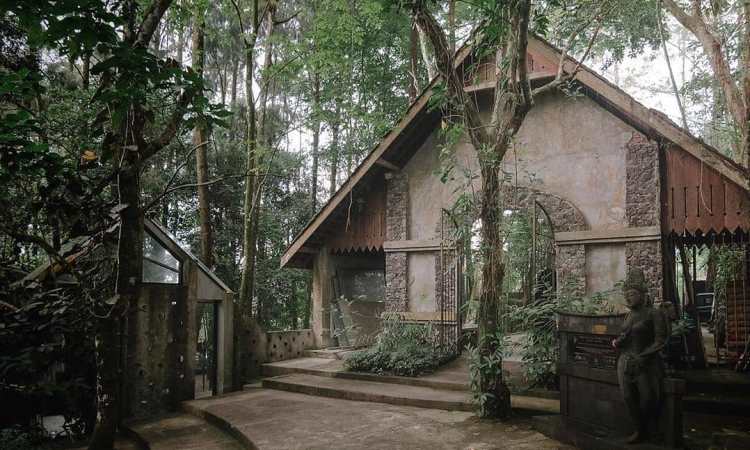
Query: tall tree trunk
[[408, 22, 420, 102], [81, 53, 90, 89], [89, 136, 144, 450], [662, 0, 749, 173], [412, 0, 540, 420], [310, 72, 321, 213], [416, 22, 437, 80], [239, 45, 258, 320], [328, 104, 341, 197], [657, 0, 689, 131], [193, 5, 213, 268]]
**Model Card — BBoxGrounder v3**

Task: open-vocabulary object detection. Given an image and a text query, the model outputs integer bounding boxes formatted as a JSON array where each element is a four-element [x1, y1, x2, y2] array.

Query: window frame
[[142, 231, 183, 285]]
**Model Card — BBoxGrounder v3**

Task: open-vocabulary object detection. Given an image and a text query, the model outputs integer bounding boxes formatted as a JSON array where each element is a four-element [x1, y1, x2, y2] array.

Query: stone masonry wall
[[625, 132, 662, 303], [385, 173, 409, 311], [556, 244, 586, 298], [626, 241, 662, 304], [626, 133, 660, 227]]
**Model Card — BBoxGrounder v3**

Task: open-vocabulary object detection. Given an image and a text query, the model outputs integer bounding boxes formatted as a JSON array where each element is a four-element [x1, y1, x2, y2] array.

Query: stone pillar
[[556, 244, 586, 298], [625, 133, 662, 303], [385, 173, 408, 312], [311, 247, 334, 347]]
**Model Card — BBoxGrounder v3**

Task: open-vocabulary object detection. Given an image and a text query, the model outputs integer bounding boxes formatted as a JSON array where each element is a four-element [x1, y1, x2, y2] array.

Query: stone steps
[[123, 412, 248, 450], [262, 357, 469, 391], [261, 373, 560, 415]]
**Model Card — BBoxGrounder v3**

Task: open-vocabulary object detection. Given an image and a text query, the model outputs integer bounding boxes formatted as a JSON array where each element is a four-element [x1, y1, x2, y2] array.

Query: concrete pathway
[[184, 387, 573, 450], [125, 413, 244, 450]]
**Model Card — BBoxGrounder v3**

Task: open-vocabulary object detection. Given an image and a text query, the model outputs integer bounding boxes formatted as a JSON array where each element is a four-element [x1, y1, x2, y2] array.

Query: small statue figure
[[611, 269, 668, 443]]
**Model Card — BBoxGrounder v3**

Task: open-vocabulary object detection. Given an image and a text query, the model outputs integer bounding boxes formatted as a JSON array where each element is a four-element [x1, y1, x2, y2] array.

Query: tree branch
[[141, 88, 194, 160], [136, 0, 174, 48], [662, 0, 746, 135]]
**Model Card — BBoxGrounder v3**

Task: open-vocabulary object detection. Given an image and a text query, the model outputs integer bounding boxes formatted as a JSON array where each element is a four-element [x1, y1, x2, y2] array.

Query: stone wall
[[626, 133, 660, 227], [625, 133, 662, 302], [385, 172, 409, 311], [556, 244, 586, 298], [386, 173, 409, 241], [245, 325, 316, 378], [385, 253, 408, 311], [502, 185, 588, 233]]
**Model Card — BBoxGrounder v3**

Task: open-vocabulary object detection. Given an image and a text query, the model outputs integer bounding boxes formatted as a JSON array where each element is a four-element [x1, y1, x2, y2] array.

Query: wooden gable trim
[[280, 45, 474, 269]]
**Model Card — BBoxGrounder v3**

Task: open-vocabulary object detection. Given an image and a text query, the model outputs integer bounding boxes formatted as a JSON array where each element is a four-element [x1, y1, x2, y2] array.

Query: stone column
[[385, 173, 408, 312], [625, 133, 662, 303], [556, 244, 586, 298], [311, 247, 334, 347]]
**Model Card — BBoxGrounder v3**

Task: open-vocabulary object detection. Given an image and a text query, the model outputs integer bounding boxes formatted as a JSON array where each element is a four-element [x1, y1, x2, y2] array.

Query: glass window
[[143, 233, 180, 284], [340, 270, 385, 302]]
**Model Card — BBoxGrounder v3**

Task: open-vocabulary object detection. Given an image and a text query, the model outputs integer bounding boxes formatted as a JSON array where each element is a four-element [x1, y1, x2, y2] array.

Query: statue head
[[623, 269, 648, 309]]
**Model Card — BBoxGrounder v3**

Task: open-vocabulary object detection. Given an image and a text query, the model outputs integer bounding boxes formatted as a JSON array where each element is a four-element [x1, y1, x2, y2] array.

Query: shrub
[[344, 314, 454, 377], [503, 285, 617, 389]]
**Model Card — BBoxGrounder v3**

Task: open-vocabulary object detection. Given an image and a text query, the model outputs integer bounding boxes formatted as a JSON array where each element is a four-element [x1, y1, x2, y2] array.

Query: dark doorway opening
[[195, 302, 219, 398]]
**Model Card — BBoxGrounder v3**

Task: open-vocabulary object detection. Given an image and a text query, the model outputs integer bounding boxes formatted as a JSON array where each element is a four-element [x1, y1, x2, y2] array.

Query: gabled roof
[[281, 34, 749, 269], [23, 217, 232, 294]]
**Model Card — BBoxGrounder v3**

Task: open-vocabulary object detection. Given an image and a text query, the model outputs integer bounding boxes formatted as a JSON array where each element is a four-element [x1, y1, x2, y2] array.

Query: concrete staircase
[[121, 355, 559, 449], [260, 357, 560, 415]]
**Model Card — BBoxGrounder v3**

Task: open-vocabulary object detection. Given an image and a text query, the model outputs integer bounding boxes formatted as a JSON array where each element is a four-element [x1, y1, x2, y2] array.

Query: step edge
[[181, 402, 259, 450], [262, 376, 559, 415]]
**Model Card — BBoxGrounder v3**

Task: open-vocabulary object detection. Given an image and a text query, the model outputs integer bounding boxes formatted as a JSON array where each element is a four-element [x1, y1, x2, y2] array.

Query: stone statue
[[611, 269, 668, 443]]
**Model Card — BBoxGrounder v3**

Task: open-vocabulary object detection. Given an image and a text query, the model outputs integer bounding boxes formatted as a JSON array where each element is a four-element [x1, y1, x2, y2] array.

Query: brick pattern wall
[[385, 173, 409, 311]]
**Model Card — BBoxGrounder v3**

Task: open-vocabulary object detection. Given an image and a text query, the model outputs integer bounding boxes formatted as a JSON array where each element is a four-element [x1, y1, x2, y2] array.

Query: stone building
[[281, 36, 750, 349], [27, 218, 235, 417]]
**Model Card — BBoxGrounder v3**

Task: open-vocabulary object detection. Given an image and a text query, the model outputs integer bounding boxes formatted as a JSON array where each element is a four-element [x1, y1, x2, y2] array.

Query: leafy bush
[[503, 285, 617, 389], [344, 314, 454, 376]]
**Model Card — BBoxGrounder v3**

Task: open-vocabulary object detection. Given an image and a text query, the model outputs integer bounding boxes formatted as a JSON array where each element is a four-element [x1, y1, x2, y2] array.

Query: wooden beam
[[555, 226, 660, 246], [375, 158, 400, 171], [383, 239, 442, 252]]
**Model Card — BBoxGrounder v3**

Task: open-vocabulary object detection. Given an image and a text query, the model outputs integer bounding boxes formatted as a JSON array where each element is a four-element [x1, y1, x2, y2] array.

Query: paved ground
[[126, 413, 244, 450], [184, 388, 572, 450]]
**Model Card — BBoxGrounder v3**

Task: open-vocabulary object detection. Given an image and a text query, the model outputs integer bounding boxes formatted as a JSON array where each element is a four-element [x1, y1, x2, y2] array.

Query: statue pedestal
[[553, 311, 685, 448]]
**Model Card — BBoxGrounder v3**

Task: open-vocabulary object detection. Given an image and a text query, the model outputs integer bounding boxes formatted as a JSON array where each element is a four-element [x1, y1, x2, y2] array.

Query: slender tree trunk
[[328, 105, 341, 197], [310, 72, 321, 213], [239, 45, 258, 320], [408, 22, 420, 102], [662, 0, 749, 172], [81, 53, 91, 89], [193, 5, 213, 268], [416, 22, 437, 80], [657, 0, 689, 131], [231, 57, 239, 110]]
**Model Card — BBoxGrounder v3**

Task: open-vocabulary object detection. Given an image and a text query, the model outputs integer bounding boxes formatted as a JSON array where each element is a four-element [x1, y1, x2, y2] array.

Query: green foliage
[[344, 314, 454, 376], [503, 287, 617, 388], [467, 330, 508, 416], [712, 245, 745, 309]]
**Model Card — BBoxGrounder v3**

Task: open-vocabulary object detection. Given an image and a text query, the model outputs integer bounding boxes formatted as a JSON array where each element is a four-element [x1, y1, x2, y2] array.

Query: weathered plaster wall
[[586, 244, 627, 299], [509, 92, 631, 229], [400, 91, 638, 309], [408, 253, 437, 312]]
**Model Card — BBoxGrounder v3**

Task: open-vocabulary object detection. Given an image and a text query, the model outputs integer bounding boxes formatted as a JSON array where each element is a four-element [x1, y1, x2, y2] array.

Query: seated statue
[[611, 269, 668, 444]]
